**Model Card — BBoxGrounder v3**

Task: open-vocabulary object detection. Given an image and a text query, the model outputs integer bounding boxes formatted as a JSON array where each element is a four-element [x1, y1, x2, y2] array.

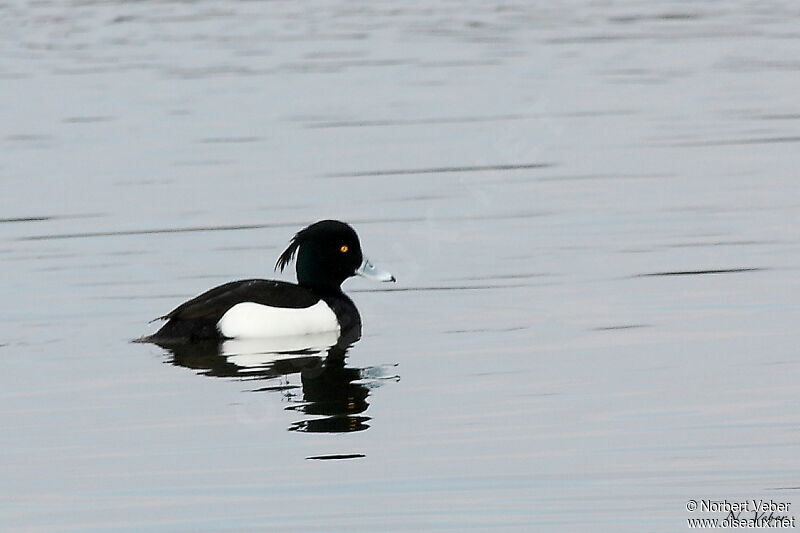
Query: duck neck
[[298, 280, 343, 295], [296, 263, 345, 294]]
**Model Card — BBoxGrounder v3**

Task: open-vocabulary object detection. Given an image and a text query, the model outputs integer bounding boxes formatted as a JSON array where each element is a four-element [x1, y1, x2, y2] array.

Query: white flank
[[217, 301, 340, 339]]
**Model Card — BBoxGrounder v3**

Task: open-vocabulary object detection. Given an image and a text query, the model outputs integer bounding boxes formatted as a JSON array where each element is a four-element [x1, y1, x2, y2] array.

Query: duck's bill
[[356, 258, 396, 282]]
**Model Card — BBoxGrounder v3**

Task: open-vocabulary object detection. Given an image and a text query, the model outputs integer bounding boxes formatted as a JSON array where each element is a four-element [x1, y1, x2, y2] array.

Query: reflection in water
[[285, 356, 371, 433], [154, 325, 398, 434]]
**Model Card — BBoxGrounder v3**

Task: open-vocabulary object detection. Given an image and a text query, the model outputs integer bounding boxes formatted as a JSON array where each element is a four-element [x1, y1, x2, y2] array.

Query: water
[[2, 1, 800, 531]]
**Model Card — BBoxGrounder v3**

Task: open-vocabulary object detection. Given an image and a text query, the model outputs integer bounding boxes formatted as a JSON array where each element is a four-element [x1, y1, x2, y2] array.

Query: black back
[[148, 280, 322, 343], [160, 279, 319, 320], [146, 279, 362, 343]]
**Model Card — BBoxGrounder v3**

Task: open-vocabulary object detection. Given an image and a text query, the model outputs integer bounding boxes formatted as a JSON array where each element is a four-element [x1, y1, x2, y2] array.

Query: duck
[[144, 220, 395, 343]]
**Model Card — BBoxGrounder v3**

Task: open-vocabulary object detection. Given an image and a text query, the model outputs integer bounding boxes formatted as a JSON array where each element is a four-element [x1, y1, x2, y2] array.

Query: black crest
[[275, 230, 304, 272]]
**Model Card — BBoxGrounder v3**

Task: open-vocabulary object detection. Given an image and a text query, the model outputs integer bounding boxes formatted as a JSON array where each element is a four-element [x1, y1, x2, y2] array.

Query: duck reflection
[[154, 325, 397, 433]]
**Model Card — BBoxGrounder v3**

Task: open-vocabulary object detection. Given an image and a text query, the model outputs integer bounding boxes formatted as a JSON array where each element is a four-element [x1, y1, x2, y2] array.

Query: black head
[[276, 220, 367, 291]]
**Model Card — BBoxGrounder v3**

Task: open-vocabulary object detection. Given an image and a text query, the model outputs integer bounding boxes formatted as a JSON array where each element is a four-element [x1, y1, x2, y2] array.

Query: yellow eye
[[339, 245, 349, 253]]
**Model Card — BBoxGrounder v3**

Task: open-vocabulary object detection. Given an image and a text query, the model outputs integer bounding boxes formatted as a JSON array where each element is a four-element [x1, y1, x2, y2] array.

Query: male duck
[[145, 220, 395, 343]]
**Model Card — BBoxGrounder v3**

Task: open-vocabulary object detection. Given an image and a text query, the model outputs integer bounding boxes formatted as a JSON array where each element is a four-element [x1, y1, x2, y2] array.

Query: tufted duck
[[143, 220, 394, 343]]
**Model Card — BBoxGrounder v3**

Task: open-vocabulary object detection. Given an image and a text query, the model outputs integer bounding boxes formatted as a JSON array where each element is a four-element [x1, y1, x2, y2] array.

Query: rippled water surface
[[2, 1, 800, 531]]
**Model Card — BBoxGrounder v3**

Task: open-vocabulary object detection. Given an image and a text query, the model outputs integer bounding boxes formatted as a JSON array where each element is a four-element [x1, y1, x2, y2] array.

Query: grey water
[[2, 1, 800, 531]]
